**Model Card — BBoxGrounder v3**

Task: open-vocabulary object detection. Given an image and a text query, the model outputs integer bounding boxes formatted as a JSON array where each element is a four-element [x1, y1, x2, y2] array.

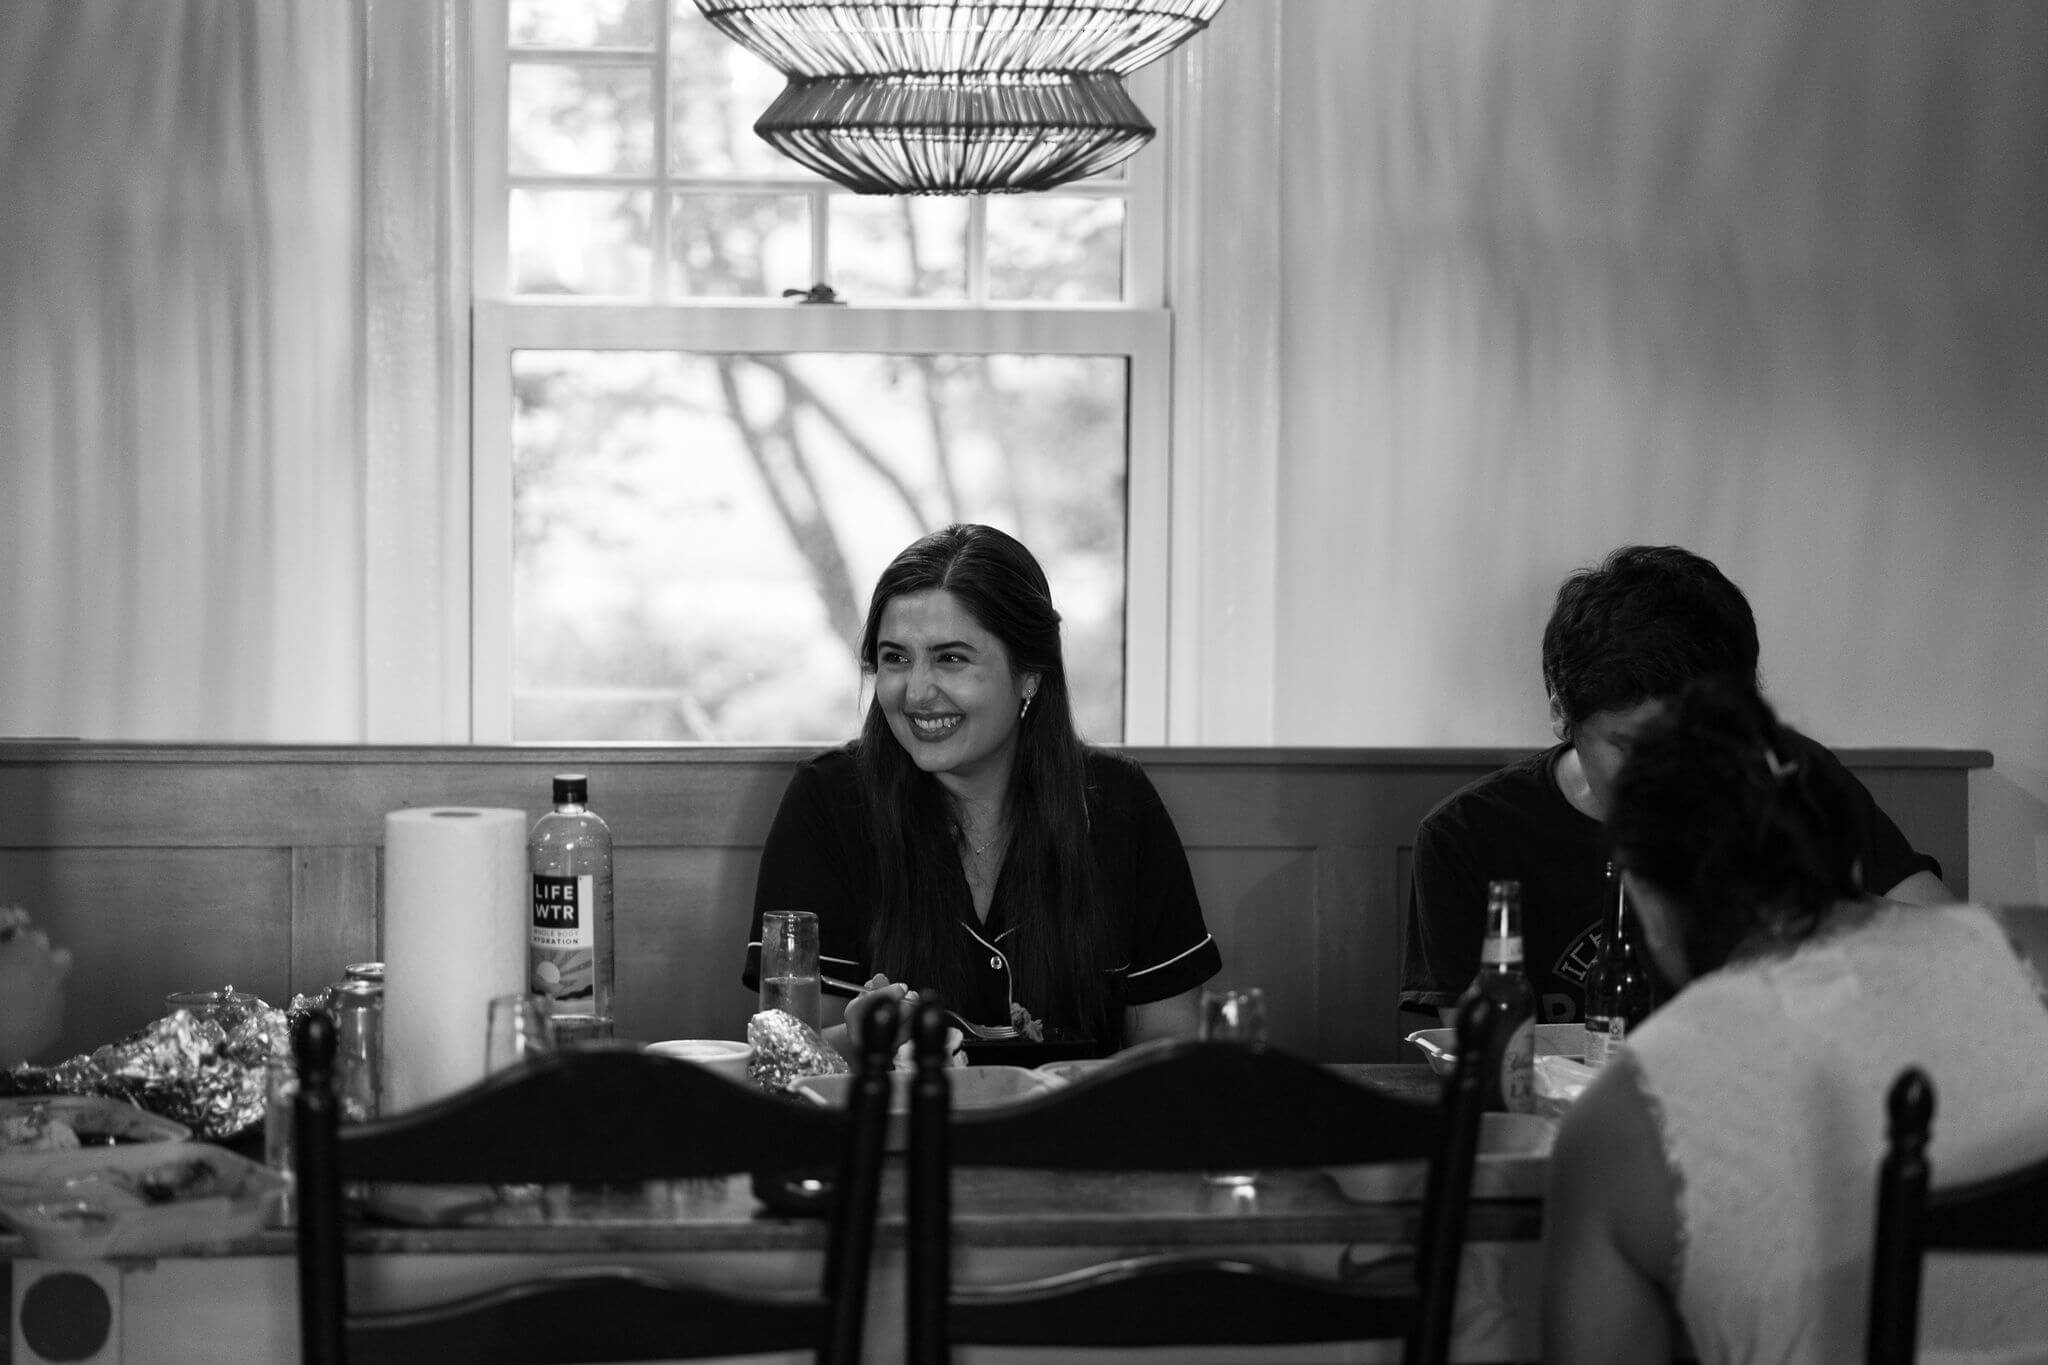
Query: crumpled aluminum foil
[[746, 1009, 848, 1093], [7, 999, 286, 1141]]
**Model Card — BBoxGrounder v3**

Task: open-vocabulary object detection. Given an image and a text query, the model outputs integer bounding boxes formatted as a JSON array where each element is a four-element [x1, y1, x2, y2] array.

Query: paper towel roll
[[382, 806, 529, 1112]]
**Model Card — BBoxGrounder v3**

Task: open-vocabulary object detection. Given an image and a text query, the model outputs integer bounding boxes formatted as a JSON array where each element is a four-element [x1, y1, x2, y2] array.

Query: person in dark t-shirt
[[1401, 546, 1951, 1026]]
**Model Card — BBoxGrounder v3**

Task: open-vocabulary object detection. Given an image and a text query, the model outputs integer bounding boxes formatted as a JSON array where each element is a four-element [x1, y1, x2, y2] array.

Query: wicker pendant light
[[694, 1, 1227, 195]]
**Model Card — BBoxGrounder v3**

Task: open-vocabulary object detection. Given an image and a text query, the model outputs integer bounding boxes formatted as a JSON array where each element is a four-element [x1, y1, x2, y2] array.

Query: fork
[[823, 974, 1022, 1040], [940, 1008, 1020, 1042]]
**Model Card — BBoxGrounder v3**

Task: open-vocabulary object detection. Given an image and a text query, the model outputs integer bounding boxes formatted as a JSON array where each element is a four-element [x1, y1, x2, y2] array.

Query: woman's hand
[[832, 973, 920, 1058], [0, 907, 72, 1066]]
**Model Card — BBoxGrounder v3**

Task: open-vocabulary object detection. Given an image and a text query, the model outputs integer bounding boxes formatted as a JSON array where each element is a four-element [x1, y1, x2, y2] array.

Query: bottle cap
[[552, 773, 588, 805]]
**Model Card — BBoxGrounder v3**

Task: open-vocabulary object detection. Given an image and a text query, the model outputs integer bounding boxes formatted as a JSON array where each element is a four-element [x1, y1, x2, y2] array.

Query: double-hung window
[[471, 0, 1172, 744]]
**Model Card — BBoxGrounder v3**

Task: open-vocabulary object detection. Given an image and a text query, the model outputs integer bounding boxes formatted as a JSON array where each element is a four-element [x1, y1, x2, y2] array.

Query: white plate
[[0, 1140, 284, 1259], [1326, 1111, 1558, 1201], [1404, 1022, 1586, 1076], [1033, 1057, 1121, 1087], [0, 1097, 193, 1198]]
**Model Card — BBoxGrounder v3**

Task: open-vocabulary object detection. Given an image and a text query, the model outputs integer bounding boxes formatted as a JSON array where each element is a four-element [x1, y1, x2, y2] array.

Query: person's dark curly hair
[[1541, 546, 1761, 738], [1606, 678, 1863, 976]]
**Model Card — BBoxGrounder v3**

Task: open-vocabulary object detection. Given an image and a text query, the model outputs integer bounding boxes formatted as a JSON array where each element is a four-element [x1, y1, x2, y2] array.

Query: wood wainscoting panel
[[0, 847, 294, 1057], [0, 744, 1988, 1066], [614, 846, 764, 1048], [290, 845, 381, 1001]]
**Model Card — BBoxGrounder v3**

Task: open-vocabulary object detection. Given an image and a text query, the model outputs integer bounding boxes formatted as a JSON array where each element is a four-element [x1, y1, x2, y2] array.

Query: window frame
[[468, 0, 1174, 744]]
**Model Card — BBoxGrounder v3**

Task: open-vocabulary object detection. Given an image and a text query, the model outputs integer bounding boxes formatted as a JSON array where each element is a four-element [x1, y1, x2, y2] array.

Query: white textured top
[[1628, 903, 2048, 1365]]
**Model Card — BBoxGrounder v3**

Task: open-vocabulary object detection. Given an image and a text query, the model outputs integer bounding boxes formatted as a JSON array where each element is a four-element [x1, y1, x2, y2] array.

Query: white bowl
[[1403, 1022, 1586, 1077], [1326, 1111, 1559, 1202], [645, 1039, 754, 1085]]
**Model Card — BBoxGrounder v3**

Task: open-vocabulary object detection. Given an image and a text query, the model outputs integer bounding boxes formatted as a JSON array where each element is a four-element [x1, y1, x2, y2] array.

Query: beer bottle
[[1582, 861, 1657, 1069], [1459, 880, 1536, 1112]]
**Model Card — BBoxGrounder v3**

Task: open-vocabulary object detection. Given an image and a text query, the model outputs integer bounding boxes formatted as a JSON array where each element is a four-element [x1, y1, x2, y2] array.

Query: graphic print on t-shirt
[[1546, 923, 1604, 1022]]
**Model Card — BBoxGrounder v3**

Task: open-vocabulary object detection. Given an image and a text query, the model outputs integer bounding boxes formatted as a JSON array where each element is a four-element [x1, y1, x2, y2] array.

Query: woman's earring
[[1019, 693, 1034, 720]]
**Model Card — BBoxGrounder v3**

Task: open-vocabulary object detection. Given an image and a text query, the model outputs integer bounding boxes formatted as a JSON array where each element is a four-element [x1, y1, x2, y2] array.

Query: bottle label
[[1479, 935, 1524, 966], [1500, 1016, 1535, 1112], [1584, 1016, 1627, 1070], [530, 873, 595, 1005]]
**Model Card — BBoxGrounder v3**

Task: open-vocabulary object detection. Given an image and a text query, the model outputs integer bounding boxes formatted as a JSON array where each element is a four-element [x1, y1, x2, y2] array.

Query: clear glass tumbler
[[758, 910, 822, 1031], [263, 1032, 298, 1225], [1198, 986, 1268, 1187], [1199, 986, 1268, 1045], [483, 994, 554, 1212], [485, 993, 554, 1073]]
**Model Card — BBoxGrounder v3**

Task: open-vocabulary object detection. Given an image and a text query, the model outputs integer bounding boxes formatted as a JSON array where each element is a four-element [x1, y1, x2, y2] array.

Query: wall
[[3, 1, 2040, 901], [1272, 1, 2048, 902]]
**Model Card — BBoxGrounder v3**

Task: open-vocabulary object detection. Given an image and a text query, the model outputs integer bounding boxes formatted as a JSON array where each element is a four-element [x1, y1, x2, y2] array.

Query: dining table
[[0, 1064, 1549, 1365]]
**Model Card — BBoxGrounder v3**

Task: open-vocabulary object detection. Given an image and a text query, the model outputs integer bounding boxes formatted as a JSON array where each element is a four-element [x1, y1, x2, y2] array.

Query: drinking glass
[[484, 994, 553, 1211], [1198, 987, 1267, 1187], [485, 993, 554, 1073], [1199, 987, 1267, 1045], [759, 910, 822, 1031], [263, 1032, 298, 1225]]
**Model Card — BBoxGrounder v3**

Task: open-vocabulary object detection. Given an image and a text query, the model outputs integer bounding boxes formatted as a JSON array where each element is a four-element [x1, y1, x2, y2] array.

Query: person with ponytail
[[1543, 678, 2048, 1365], [743, 524, 1219, 1057]]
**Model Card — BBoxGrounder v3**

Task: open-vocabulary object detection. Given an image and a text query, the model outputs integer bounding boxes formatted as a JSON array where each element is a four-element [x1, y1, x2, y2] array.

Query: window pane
[[828, 198, 968, 301], [510, 188, 653, 296], [510, 0, 658, 49], [670, 192, 811, 297], [986, 196, 1126, 302], [509, 63, 655, 176], [669, 8, 795, 178], [511, 350, 1127, 743]]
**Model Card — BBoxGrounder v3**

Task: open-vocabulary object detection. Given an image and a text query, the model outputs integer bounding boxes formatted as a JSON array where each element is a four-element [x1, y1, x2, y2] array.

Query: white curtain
[[0, 1, 363, 741]]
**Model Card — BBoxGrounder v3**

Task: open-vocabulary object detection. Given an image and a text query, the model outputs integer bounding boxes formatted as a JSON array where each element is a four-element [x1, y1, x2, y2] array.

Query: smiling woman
[[741, 524, 1219, 1059]]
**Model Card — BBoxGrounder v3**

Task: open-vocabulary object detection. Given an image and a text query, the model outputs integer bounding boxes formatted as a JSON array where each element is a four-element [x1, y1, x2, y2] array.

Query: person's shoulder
[[785, 743, 864, 803], [1778, 726, 1856, 775], [1083, 745, 1148, 786], [1082, 747, 1167, 820], [1419, 745, 1562, 833]]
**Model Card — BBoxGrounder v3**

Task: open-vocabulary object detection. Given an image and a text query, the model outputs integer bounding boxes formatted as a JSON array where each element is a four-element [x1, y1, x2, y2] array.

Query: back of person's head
[[1606, 678, 1863, 974], [1541, 545, 1761, 737], [858, 522, 1074, 737]]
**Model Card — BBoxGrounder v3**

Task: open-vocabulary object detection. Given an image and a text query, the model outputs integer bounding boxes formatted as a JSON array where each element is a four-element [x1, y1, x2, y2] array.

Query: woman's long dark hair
[[854, 524, 1117, 1039], [1606, 678, 1864, 976]]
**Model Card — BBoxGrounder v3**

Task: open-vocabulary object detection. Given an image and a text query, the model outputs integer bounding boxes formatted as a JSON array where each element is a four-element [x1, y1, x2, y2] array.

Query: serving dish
[[0, 1096, 193, 1197], [1325, 1111, 1558, 1201], [0, 1140, 284, 1259], [794, 1066, 1054, 1149], [1403, 1022, 1585, 1077]]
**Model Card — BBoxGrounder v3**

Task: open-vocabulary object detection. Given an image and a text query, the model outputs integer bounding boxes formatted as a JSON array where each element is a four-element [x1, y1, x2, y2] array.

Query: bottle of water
[[528, 773, 614, 1044]]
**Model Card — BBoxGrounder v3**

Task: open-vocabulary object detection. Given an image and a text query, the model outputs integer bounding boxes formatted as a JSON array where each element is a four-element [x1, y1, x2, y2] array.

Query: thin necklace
[[963, 823, 1008, 857]]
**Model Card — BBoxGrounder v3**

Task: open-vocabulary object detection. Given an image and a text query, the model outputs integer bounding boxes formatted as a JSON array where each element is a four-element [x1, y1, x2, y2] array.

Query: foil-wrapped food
[[746, 1009, 848, 1094], [6, 990, 286, 1141]]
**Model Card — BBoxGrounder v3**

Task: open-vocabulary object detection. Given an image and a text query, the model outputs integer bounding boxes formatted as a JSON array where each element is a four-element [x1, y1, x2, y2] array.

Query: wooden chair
[[292, 1002, 898, 1365], [905, 994, 1498, 1365], [1866, 1066, 2048, 1365]]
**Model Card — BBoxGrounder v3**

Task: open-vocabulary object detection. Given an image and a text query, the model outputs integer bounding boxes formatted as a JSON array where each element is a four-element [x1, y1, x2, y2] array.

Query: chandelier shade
[[693, 1, 1227, 195]]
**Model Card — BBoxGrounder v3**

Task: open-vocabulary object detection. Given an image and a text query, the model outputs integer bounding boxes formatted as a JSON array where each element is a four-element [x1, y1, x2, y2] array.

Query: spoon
[[820, 975, 1021, 1041]]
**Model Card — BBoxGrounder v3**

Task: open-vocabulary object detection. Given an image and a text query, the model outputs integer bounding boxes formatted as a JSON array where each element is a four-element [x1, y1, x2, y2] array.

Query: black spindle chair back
[[292, 1002, 897, 1365], [905, 993, 1498, 1365], [1866, 1065, 2048, 1365]]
